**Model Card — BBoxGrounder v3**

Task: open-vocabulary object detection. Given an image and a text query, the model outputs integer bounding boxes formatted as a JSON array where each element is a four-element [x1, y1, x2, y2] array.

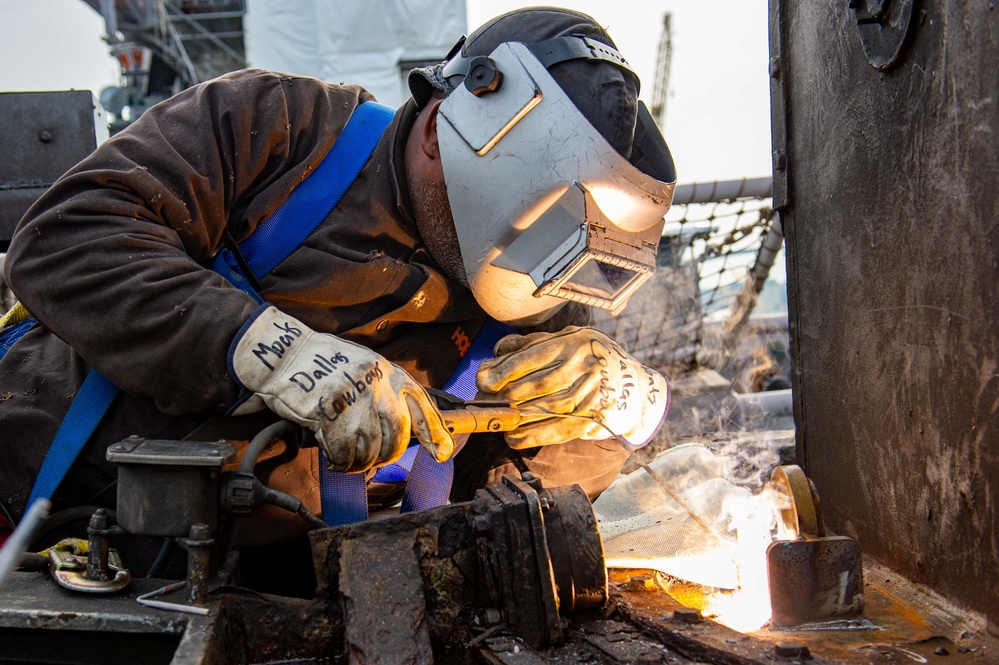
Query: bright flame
[[593, 440, 797, 633], [700, 485, 794, 632]]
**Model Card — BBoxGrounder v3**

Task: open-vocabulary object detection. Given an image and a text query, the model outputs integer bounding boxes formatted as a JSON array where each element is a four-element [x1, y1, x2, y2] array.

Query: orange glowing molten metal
[[593, 446, 821, 632]]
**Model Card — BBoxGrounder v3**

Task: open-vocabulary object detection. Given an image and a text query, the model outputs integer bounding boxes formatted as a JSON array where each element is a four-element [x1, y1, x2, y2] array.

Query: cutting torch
[[433, 389, 723, 540], [429, 388, 538, 435]]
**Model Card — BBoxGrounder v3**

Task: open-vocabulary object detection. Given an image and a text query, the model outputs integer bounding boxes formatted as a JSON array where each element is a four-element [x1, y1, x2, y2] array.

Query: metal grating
[[592, 177, 781, 375]]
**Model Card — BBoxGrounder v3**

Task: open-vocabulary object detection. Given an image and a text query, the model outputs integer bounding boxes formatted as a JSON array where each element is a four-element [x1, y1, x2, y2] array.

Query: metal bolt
[[769, 56, 781, 79], [37, 129, 53, 143], [934, 646, 949, 656], [773, 150, 788, 172], [775, 642, 811, 659], [488, 418, 501, 431], [625, 574, 658, 592], [521, 472, 536, 482], [189, 523, 210, 540], [89, 508, 109, 531], [86, 509, 111, 582], [184, 523, 213, 605]]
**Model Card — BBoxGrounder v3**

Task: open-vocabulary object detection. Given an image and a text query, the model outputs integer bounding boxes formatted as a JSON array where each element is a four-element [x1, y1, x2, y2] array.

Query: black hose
[[297, 504, 328, 530], [253, 479, 327, 530], [145, 538, 175, 579], [239, 419, 296, 474]]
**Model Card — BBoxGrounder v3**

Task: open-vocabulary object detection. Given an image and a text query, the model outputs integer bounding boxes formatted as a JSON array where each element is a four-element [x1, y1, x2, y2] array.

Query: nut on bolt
[[775, 642, 811, 659], [673, 607, 704, 624]]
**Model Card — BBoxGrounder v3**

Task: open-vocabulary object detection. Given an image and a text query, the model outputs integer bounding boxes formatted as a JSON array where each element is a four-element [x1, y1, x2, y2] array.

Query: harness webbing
[[10, 102, 394, 517], [10, 100, 512, 526], [396, 317, 514, 514], [25, 372, 118, 509], [211, 101, 398, 527]]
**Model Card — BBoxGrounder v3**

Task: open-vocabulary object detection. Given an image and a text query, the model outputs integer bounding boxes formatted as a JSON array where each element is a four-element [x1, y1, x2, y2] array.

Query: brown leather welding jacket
[[0, 69, 620, 532]]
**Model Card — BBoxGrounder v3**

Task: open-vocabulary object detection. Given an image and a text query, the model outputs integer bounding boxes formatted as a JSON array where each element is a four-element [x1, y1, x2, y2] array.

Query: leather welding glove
[[476, 326, 670, 449], [229, 306, 455, 473]]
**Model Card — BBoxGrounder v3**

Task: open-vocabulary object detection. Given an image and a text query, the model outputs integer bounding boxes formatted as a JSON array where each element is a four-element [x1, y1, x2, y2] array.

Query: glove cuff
[[628, 376, 671, 449], [227, 304, 279, 392]]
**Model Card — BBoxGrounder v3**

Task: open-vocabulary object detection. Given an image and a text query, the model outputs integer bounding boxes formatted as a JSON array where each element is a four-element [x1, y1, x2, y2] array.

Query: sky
[[0, 0, 772, 184]]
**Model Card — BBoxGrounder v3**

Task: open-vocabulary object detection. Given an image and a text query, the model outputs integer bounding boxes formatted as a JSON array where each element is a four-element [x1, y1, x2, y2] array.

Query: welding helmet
[[412, 24, 676, 324]]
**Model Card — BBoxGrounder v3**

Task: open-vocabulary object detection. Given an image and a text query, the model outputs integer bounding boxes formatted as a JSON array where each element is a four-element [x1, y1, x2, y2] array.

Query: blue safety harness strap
[[25, 371, 118, 509], [0, 318, 36, 359], [2, 319, 118, 513], [13, 101, 395, 517], [392, 317, 515, 513], [209, 101, 396, 286], [318, 457, 369, 526]]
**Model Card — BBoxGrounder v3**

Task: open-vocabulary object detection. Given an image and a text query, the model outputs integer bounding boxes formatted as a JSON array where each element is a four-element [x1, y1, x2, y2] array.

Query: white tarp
[[245, 0, 467, 107]]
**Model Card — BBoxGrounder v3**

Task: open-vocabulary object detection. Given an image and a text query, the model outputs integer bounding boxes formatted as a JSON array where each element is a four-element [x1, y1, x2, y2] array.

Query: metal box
[[0, 91, 107, 249]]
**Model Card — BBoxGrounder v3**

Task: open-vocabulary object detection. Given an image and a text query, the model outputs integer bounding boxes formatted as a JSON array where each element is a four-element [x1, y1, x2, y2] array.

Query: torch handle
[[442, 404, 524, 435]]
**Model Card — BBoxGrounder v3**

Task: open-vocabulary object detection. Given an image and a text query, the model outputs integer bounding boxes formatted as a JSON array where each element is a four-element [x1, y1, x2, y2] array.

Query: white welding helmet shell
[[435, 40, 677, 325]]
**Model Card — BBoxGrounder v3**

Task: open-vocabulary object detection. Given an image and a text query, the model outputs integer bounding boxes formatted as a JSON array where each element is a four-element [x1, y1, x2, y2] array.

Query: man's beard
[[411, 177, 468, 287]]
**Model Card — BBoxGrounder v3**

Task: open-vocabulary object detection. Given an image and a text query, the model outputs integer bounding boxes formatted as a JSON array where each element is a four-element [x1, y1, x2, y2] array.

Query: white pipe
[[0, 499, 51, 590], [671, 177, 773, 206]]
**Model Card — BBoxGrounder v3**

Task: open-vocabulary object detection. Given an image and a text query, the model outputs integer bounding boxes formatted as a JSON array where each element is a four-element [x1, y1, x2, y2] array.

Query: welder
[[0, 7, 677, 551]]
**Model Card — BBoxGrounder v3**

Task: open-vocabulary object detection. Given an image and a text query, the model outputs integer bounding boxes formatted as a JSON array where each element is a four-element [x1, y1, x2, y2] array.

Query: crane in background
[[83, 0, 246, 131], [650, 11, 673, 129], [81, 0, 461, 129]]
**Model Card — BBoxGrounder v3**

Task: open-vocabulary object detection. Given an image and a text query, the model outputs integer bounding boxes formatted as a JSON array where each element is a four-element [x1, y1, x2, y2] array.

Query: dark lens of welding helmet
[[561, 256, 642, 300]]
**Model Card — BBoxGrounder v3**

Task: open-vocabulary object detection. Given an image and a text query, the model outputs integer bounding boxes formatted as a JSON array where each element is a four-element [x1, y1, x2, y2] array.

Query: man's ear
[[420, 99, 444, 160]]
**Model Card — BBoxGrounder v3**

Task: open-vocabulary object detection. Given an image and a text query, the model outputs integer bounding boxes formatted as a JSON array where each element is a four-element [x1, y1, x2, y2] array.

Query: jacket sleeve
[[4, 69, 375, 415]]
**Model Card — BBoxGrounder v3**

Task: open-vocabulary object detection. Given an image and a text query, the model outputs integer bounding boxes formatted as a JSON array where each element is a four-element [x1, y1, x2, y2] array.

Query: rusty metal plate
[[767, 536, 864, 627]]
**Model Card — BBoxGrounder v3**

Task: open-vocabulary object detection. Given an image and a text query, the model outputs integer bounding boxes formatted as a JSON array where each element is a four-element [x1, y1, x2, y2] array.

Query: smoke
[[593, 438, 792, 593], [708, 431, 792, 491]]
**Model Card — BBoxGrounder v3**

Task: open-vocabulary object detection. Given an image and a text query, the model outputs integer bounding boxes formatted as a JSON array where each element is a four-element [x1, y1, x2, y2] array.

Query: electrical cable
[[145, 538, 175, 579], [239, 419, 297, 474], [252, 479, 326, 530]]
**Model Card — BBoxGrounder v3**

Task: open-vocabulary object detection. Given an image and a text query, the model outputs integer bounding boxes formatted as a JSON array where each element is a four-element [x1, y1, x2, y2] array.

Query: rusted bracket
[[766, 465, 865, 626]]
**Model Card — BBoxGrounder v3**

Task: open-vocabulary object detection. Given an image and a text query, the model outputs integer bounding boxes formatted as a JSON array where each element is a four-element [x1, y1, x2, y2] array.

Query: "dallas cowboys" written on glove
[[229, 306, 454, 472], [476, 326, 670, 449]]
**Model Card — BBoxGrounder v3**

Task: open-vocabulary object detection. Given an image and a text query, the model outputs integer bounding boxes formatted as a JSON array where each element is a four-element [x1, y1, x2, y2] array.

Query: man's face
[[405, 99, 468, 286]]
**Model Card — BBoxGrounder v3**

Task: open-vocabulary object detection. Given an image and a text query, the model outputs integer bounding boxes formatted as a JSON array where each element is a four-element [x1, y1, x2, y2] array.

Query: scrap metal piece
[[770, 464, 823, 537], [767, 536, 864, 627], [312, 474, 607, 653], [472, 474, 563, 647], [541, 483, 607, 613], [338, 525, 432, 665], [766, 465, 864, 627]]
